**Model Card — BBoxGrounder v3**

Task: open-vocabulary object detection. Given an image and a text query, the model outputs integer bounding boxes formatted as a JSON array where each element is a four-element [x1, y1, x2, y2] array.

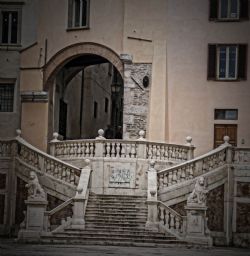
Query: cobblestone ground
[[0, 239, 250, 256]]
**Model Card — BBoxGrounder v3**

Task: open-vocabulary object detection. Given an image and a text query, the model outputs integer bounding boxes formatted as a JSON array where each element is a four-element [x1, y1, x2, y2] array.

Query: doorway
[[214, 124, 237, 148]]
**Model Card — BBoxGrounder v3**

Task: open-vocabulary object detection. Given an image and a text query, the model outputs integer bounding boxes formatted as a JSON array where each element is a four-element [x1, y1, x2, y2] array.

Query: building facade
[[0, 0, 249, 155]]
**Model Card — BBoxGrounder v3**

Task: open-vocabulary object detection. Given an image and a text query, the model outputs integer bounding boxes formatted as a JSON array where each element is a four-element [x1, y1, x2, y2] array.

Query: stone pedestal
[[184, 204, 212, 246], [18, 198, 48, 241], [70, 198, 86, 230], [145, 201, 159, 231]]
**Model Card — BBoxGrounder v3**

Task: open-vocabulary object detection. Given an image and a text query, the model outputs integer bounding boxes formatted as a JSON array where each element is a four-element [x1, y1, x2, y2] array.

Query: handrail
[[233, 147, 250, 163], [157, 144, 229, 189], [45, 198, 73, 216], [16, 136, 81, 186]]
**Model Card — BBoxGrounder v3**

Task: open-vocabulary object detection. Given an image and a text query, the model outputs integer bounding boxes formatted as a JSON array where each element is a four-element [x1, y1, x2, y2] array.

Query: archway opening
[[51, 54, 124, 140]]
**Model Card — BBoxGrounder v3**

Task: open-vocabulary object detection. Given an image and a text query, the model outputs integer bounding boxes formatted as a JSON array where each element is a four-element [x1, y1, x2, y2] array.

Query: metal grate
[[0, 84, 14, 112]]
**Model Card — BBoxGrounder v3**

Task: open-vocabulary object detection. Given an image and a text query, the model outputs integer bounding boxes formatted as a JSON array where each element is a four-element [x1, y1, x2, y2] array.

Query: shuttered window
[[209, 0, 249, 20], [208, 44, 247, 80]]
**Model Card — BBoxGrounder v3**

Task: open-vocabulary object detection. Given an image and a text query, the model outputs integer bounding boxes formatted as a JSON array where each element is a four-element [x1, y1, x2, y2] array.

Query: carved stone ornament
[[187, 176, 208, 205], [25, 171, 46, 200]]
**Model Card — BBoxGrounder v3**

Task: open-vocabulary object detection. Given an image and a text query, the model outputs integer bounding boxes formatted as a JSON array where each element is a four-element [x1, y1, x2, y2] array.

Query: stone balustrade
[[233, 148, 250, 163], [158, 201, 186, 237], [157, 138, 230, 190], [0, 140, 13, 157], [16, 132, 81, 186], [50, 130, 194, 162]]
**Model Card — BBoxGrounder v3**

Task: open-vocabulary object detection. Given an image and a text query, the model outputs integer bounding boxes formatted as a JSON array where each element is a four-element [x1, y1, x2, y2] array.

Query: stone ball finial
[[137, 130, 146, 141], [223, 135, 230, 144], [85, 159, 91, 166], [186, 136, 192, 146], [96, 129, 105, 139], [53, 132, 59, 140], [16, 129, 21, 137], [149, 160, 155, 168]]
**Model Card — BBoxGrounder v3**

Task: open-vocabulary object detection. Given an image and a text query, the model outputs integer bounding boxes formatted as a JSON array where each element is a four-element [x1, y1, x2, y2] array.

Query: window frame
[[0, 4, 22, 45], [216, 44, 238, 80], [214, 109, 238, 120], [218, 0, 240, 20], [0, 82, 15, 113], [68, 0, 90, 30]]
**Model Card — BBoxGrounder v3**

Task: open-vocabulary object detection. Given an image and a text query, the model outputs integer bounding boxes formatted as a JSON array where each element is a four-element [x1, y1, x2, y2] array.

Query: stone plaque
[[106, 162, 136, 188]]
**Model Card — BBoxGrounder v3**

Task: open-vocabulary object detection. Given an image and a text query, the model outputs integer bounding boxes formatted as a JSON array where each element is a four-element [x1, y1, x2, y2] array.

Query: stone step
[[85, 216, 147, 221], [86, 205, 147, 210], [55, 230, 172, 239], [89, 194, 146, 199], [83, 225, 149, 231], [61, 228, 166, 236], [41, 236, 188, 247], [85, 212, 147, 218], [87, 202, 146, 208]]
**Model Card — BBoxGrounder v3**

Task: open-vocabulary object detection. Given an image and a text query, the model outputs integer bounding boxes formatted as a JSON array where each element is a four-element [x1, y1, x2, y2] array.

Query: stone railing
[[44, 197, 74, 232], [50, 130, 194, 162], [158, 201, 186, 237], [15, 130, 81, 186], [44, 160, 92, 232], [157, 137, 231, 190], [0, 139, 14, 157], [233, 148, 250, 164]]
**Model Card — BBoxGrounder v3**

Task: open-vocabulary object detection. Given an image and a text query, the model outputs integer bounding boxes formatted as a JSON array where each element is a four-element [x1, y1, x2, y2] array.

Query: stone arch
[[43, 42, 124, 90]]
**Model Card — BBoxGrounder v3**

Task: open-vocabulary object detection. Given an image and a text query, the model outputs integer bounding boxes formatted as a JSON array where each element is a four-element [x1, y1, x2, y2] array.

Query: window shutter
[[238, 44, 247, 80], [209, 0, 218, 20], [240, 0, 249, 19], [208, 44, 217, 80]]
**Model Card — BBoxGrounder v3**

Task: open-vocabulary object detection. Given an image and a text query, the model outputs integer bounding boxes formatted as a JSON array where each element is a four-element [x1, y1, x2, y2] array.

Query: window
[[207, 44, 247, 80], [209, 0, 249, 20], [68, 0, 89, 29], [214, 109, 238, 120], [94, 101, 98, 118], [105, 98, 109, 113], [0, 84, 14, 112], [0, 6, 21, 45]]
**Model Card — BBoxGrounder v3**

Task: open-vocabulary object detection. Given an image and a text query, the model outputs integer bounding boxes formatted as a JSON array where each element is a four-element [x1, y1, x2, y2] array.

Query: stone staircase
[[42, 193, 187, 246]]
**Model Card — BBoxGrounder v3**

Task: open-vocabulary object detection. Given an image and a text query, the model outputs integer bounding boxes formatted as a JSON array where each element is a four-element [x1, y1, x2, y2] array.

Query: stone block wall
[[123, 63, 151, 139]]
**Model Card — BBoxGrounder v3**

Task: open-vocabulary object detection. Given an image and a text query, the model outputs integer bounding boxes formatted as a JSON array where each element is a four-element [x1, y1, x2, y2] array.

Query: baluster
[[85, 143, 90, 157], [168, 171, 173, 186], [160, 145, 165, 160], [168, 147, 172, 160], [106, 142, 111, 157], [111, 142, 116, 157], [77, 143, 81, 157], [165, 211, 170, 229], [164, 146, 169, 159], [170, 213, 175, 230], [54, 163, 59, 178], [172, 147, 176, 160], [50, 161, 54, 176], [73, 143, 77, 157], [163, 174, 168, 187], [172, 170, 177, 184], [70, 170, 75, 184], [152, 145, 157, 159], [121, 143, 126, 158], [65, 168, 70, 183], [126, 144, 131, 158], [181, 168, 186, 182], [176, 217, 180, 232], [116, 143, 120, 157], [61, 166, 66, 181], [90, 143, 94, 157], [159, 206, 165, 226], [147, 144, 153, 159], [130, 144, 136, 158], [159, 174, 164, 190], [189, 164, 194, 179], [69, 144, 74, 157], [177, 169, 182, 183]]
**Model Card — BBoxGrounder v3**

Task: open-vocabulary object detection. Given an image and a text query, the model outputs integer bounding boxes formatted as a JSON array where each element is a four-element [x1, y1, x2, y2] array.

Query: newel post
[[223, 136, 233, 164], [95, 129, 105, 157], [137, 130, 147, 159], [71, 159, 92, 230], [49, 132, 59, 156], [186, 136, 195, 160], [145, 160, 159, 231]]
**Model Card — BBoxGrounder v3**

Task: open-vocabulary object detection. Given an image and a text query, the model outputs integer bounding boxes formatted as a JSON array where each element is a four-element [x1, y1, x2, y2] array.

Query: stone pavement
[[0, 239, 250, 256]]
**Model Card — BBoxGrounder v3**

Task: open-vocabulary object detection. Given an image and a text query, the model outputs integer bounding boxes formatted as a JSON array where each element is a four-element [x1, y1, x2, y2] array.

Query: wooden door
[[214, 124, 237, 148]]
